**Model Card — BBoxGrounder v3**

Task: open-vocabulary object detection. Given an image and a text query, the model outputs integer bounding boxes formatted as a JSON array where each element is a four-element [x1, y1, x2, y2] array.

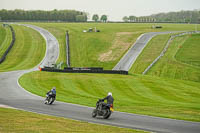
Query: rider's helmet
[[108, 92, 112, 96], [52, 87, 56, 90]]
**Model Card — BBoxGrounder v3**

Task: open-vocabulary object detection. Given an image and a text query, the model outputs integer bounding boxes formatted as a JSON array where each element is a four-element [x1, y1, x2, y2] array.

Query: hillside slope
[[0, 25, 46, 72], [147, 34, 200, 82]]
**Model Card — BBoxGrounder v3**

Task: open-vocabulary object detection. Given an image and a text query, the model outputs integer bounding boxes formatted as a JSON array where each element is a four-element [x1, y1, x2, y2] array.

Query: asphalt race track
[[0, 25, 200, 133], [113, 31, 181, 71]]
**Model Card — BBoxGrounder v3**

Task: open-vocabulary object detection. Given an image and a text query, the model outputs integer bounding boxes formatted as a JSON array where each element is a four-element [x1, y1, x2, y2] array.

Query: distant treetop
[[0, 9, 88, 22], [122, 10, 200, 23]]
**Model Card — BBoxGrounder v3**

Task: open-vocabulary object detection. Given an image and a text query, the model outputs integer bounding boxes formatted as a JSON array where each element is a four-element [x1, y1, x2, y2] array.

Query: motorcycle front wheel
[[44, 97, 49, 104], [49, 97, 55, 104]]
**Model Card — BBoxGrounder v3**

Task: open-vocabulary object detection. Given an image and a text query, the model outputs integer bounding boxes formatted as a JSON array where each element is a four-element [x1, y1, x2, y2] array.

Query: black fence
[[0, 24, 15, 64], [64, 67, 103, 71], [66, 31, 70, 67], [41, 67, 128, 75]]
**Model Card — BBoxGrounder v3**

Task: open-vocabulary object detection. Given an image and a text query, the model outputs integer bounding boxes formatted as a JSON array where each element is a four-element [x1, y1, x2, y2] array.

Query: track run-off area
[[0, 24, 200, 133]]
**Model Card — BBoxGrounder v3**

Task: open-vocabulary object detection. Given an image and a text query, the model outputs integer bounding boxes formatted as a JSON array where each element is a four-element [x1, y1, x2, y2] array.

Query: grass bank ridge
[[143, 31, 200, 74], [0, 24, 15, 64]]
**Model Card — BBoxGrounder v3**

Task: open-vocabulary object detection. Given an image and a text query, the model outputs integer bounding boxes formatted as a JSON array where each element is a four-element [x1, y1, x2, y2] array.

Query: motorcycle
[[92, 99, 114, 119], [44, 92, 55, 105]]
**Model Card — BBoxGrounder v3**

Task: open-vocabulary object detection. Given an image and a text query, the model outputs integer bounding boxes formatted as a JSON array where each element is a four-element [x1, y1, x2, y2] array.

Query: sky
[[0, 0, 200, 21]]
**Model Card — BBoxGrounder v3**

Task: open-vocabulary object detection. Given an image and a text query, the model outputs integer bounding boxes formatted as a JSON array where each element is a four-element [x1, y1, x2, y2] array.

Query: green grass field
[[0, 24, 12, 58], [0, 25, 46, 72], [17, 23, 200, 122], [19, 71, 200, 122], [146, 34, 200, 82], [175, 34, 200, 67], [31, 23, 146, 69], [1, 23, 199, 130], [30, 23, 198, 69], [0, 107, 146, 133]]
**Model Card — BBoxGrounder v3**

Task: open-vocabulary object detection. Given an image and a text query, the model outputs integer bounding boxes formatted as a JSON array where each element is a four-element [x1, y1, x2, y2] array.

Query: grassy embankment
[[19, 23, 200, 122], [0, 25, 46, 72], [0, 107, 146, 133], [0, 24, 12, 58], [32, 23, 148, 69], [146, 34, 200, 82], [175, 34, 200, 66], [31, 23, 198, 69]]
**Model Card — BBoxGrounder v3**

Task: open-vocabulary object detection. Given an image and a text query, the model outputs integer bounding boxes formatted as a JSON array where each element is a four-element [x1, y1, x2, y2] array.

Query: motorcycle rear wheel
[[103, 109, 111, 119], [92, 109, 97, 118]]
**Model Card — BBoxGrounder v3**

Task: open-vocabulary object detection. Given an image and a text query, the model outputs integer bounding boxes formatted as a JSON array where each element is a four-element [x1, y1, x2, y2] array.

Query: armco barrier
[[41, 67, 128, 75], [0, 24, 15, 64]]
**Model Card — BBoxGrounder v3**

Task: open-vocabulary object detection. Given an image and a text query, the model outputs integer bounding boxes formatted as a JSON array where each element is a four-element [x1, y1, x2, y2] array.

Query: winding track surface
[[0, 25, 200, 133], [113, 31, 181, 71]]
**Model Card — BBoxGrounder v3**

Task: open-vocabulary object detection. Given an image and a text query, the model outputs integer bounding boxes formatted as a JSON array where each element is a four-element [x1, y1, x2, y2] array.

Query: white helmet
[[108, 92, 112, 96]]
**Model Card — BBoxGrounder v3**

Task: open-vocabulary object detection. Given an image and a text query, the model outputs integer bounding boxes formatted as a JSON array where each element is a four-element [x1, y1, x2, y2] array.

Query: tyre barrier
[[41, 67, 128, 75], [0, 24, 15, 64]]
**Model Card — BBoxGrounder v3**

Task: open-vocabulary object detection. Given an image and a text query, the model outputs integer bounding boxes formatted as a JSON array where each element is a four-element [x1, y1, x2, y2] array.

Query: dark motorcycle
[[44, 92, 55, 105], [92, 99, 114, 119]]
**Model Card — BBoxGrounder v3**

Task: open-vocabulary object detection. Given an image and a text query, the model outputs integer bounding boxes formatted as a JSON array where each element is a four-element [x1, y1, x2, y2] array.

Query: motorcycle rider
[[102, 92, 114, 107], [46, 87, 56, 99]]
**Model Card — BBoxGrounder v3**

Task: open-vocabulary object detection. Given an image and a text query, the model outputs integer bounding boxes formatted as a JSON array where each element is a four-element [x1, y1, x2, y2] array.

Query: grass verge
[[0, 107, 146, 133], [147, 34, 200, 82], [19, 71, 200, 122], [0, 24, 12, 58], [175, 34, 200, 67], [0, 25, 46, 72]]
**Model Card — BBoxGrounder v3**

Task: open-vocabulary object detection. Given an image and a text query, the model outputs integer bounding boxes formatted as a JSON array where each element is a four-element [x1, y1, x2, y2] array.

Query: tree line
[[0, 9, 88, 22], [123, 10, 200, 23], [92, 14, 108, 22]]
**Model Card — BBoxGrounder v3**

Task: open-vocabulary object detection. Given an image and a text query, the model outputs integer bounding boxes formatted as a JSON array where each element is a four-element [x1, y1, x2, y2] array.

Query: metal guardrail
[[0, 24, 15, 64], [142, 31, 200, 75]]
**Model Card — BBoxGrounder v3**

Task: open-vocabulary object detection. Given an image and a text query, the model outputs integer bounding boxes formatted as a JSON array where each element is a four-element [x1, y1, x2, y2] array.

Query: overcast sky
[[0, 0, 199, 21]]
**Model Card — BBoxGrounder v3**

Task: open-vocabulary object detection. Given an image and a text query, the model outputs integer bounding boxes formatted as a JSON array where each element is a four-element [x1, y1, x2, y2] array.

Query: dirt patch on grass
[[98, 32, 135, 62]]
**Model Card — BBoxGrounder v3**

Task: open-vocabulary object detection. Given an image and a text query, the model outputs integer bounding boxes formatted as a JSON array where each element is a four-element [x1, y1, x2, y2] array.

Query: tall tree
[[76, 15, 87, 22], [92, 14, 99, 22], [129, 16, 136, 22], [100, 15, 107, 22], [122, 16, 129, 22]]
